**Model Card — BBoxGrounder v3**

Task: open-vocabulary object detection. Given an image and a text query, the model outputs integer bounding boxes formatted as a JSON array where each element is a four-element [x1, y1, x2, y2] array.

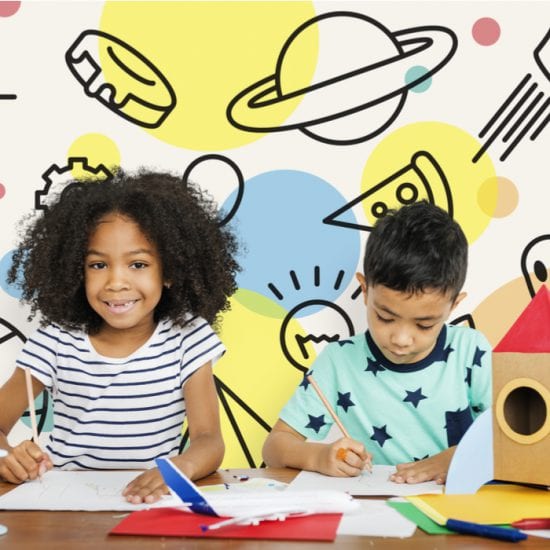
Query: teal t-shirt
[[279, 324, 492, 465]]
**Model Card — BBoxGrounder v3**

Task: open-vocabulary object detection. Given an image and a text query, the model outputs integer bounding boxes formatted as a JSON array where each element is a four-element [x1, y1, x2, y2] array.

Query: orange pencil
[[306, 374, 372, 472]]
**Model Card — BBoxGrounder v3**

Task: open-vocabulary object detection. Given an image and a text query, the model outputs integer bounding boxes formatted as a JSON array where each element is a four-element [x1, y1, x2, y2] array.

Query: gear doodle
[[35, 157, 113, 211]]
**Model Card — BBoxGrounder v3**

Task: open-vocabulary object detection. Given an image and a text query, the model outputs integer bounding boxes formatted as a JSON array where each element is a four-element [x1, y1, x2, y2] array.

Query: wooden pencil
[[306, 374, 350, 438]]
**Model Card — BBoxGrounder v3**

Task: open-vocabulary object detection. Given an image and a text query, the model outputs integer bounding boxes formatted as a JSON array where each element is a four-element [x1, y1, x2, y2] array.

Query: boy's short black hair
[[9, 167, 240, 333], [363, 200, 467, 299]]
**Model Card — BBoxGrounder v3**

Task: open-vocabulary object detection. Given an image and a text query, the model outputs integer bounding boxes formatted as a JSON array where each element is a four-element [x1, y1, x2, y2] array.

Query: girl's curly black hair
[[8, 167, 240, 334]]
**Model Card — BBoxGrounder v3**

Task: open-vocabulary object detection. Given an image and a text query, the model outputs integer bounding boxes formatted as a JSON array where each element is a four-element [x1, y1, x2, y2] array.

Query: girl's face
[[356, 273, 465, 365], [85, 213, 165, 338]]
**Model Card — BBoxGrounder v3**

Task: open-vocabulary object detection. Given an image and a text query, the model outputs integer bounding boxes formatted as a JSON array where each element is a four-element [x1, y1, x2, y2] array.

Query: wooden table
[[0, 467, 547, 548]]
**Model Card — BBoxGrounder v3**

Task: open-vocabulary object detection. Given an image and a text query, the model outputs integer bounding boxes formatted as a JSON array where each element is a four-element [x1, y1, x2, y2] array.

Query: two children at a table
[[0, 169, 491, 503]]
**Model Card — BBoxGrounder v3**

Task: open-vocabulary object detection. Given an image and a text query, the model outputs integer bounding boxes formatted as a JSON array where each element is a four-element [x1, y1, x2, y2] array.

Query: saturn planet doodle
[[227, 11, 458, 145]]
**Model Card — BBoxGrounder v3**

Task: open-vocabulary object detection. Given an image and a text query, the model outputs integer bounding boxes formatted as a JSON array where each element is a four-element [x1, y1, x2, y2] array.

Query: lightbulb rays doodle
[[227, 11, 457, 145]]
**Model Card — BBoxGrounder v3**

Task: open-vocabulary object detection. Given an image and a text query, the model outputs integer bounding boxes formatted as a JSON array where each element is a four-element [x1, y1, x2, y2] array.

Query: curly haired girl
[[0, 167, 239, 504]]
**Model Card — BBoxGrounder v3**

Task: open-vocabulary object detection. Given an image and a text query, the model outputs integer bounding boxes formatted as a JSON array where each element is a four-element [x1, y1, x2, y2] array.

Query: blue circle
[[0, 250, 23, 299], [405, 66, 432, 93], [224, 170, 360, 316]]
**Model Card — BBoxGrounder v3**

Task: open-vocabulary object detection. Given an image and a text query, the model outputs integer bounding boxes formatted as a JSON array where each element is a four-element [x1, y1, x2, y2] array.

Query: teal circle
[[405, 66, 432, 93]]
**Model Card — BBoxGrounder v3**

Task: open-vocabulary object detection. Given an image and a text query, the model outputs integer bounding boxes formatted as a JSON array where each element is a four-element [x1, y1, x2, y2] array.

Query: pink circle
[[472, 17, 501, 46], [0, 1, 20, 17], [0, 183, 5, 199]]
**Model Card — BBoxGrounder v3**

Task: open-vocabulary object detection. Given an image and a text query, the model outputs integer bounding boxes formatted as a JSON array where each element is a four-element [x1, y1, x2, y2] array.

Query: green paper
[[386, 501, 454, 534]]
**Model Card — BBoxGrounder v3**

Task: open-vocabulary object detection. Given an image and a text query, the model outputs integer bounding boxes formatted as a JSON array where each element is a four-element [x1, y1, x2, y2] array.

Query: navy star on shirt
[[472, 346, 486, 367], [370, 425, 392, 447], [403, 388, 427, 408], [337, 391, 355, 412], [306, 414, 327, 433], [365, 356, 386, 376], [338, 339, 354, 347], [299, 373, 311, 390], [465, 367, 472, 387], [442, 344, 454, 361], [413, 454, 430, 462]]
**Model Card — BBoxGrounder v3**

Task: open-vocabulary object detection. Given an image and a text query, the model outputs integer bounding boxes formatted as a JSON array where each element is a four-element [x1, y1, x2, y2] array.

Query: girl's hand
[[122, 467, 169, 504], [390, 447, 456, 484], [0, 441, 52, 483], [316, 437, 372, 477]]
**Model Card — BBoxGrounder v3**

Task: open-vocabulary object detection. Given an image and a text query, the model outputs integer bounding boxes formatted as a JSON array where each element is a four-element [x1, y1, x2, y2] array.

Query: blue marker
[[446, 519, 527, 542]]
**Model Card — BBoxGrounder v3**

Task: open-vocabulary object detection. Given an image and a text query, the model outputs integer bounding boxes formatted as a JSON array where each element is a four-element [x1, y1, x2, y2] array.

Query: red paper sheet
[[110, 507, 341, 541]]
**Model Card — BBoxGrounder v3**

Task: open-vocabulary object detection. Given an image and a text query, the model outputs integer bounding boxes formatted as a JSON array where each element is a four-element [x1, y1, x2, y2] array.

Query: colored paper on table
[[110, 507, 342, 541], [407, 483, 550, 525], [386, 501, 454, 534]]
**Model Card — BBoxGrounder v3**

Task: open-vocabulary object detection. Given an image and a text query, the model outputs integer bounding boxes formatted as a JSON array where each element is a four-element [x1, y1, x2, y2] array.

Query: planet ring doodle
[[227, 25, 457, 132]]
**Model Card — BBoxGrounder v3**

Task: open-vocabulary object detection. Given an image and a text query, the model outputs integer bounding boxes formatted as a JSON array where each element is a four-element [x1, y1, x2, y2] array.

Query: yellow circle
[[495, 377, 550, 444], [215, 290, 310, 467], [361, 122, 497, 244], [100, 1, 317, 151], [67, 133, 121, 178]]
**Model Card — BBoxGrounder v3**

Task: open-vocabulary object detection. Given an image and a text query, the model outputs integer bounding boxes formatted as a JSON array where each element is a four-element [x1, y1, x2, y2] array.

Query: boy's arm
[[390, 446, 456, 484], [0, 368, 51, 483], [123, 362, 224, 504], [263, 419, 370, 477]]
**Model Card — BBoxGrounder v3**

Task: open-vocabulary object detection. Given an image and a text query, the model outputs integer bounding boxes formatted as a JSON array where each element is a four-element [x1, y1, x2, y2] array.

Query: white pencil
[[24, 366, 40, 445]]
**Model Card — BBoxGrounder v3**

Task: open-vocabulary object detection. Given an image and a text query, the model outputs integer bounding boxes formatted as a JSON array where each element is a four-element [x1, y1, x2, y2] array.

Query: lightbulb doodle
[[65, 30, 177, 129], [521, 234, 550, 298], [472, 28, 550, 163], [182, 154, 244, 227], [35, 158, 113, 211], [280, 299, 356, 373], [0, 317, 52, 436], [227, 11, 457, 145], [324, 150, 452, 231]]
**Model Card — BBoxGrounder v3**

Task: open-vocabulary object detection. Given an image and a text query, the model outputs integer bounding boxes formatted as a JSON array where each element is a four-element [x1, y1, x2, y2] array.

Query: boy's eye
[[376, 312, 393, 324], [418, 324, 435, 331]]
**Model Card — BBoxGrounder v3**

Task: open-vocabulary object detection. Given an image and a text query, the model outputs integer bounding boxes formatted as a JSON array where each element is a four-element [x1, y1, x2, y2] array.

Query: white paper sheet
[[0, 470, 181, 511], [287, 465, 443, 496], [337, 499, 416, 537]]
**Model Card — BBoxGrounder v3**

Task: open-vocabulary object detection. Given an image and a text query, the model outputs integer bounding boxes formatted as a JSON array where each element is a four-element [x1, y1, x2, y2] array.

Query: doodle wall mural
[[0, 0, 549, 467]]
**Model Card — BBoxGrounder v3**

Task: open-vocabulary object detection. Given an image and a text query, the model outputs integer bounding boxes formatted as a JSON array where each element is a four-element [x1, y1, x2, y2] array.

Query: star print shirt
[[16, 316, 224, 470], [279, 324, 492, 465]]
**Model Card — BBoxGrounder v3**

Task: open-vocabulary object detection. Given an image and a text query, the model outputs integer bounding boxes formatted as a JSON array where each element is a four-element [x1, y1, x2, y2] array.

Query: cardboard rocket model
[[446, 285, 550, 494], [491, 284, 550, 487]]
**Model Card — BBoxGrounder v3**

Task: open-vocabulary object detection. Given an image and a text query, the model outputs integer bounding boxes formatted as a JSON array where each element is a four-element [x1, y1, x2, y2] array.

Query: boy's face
[[356, 273, 465, 365]]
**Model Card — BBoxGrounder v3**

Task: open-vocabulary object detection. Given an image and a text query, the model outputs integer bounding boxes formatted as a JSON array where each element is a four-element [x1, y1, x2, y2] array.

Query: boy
[[262, 201, 491, 484]]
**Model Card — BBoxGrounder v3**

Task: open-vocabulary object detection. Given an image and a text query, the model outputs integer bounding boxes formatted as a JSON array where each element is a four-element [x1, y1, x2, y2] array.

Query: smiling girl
[[0, 168, 239, 503]]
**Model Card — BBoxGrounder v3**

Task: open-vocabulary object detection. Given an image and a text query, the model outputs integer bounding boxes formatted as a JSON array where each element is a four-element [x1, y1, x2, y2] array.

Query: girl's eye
[[88, 262, 106, 270], [131, 262, 148, 269]]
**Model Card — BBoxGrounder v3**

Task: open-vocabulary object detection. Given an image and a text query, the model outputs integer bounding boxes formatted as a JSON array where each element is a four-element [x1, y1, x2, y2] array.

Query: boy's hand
[[390, 447, 455, 484], [122, 467, 169, 504], [0, 441, 52, 483], [317, 437, 372, 477]]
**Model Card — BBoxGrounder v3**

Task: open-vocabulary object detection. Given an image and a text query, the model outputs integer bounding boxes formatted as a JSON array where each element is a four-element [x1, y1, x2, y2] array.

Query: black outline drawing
[[182, 155, 245, 227], [521, 234, 550, 298], [227, 11, 457, 146], [65, 30, 177, 129], [324, 150, 453, 232]]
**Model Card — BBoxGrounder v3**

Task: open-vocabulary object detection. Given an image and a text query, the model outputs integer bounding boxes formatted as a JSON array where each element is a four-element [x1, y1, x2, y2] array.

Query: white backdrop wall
[[0, 0, 548, 467]]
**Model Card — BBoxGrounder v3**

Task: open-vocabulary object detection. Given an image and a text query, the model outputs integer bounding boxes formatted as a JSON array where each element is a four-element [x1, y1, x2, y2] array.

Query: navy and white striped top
[[16, 316, 224, 470]]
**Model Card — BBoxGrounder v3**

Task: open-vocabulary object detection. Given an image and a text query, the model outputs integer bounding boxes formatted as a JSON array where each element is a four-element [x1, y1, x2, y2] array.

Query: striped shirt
[[16, 317, 224, 470]]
